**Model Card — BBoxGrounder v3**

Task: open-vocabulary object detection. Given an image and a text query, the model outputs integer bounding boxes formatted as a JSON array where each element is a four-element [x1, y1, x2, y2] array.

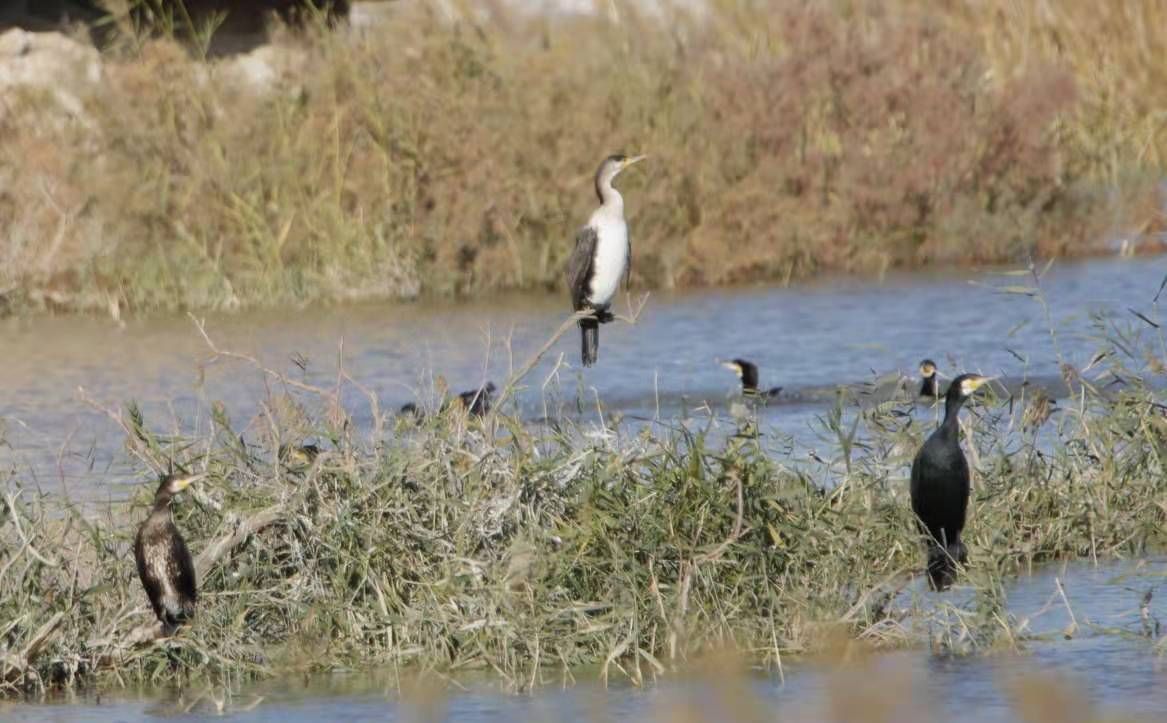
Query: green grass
[[1, 294, 1165, 697], [0, 0, 1163, 316]]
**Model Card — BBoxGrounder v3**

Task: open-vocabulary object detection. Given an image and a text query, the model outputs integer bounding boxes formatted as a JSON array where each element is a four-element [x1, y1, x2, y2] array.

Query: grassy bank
[[1, 308, 1164, 696], [0, 1, 1164, 316]]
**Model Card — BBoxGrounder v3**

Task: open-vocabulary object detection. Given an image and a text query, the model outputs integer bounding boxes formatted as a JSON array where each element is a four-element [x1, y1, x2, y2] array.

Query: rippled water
[[1, 256, 1161, 500], [2, 257, 1166, 719]]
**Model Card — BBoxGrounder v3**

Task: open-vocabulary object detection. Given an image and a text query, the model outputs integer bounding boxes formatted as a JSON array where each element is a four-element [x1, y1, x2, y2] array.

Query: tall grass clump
[[1, 310, 1164, 696], [1, 0, 1159, 315]]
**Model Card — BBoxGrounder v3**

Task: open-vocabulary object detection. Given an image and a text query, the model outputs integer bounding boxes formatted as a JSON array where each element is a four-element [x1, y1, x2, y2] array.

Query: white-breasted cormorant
[[566, 153, 646, 366], [135, 472, 203, 632], [918, 359, 940, 400], [721, 359, 783, 399], [910, 373, 991, 591]]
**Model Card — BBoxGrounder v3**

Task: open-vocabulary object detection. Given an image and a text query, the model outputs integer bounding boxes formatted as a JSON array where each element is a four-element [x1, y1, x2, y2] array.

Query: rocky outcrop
[[0, 28, 101, 122]]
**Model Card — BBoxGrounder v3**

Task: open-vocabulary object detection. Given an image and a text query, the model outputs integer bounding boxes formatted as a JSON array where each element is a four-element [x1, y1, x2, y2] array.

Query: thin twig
[[488, 294, 648, 422]]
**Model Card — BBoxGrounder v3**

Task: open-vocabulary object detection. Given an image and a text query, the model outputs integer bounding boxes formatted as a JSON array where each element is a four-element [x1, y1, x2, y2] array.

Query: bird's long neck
[[151, 495, 173, 518], [740, 366, 759, 393], [920, 376, 936, 397], [940, 394, 965, 437], [595, 176, 624, 212]]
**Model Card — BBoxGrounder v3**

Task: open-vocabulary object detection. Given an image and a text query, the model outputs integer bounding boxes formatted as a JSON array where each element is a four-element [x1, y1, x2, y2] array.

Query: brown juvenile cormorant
[[566, 153, 646, 366], [910, 373, 991, 591], [720, 359, 783, 399], [918, 359, 940, 400], [135, 471, 203, 632]]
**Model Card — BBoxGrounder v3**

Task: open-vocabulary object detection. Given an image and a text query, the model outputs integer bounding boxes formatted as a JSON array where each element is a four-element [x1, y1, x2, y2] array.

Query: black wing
[[134, 527, 166, 622], [566, 225, 598, 311], [170, 532, 198, 618], [624, 233, 632, 290]]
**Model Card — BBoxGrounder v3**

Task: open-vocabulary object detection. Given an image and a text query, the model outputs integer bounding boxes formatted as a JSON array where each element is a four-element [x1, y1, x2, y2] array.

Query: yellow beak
[[966, 376, 996, 392], [720, 361, 743, 377], [624, 154, 647, 168], [172, 473, 205, 492]]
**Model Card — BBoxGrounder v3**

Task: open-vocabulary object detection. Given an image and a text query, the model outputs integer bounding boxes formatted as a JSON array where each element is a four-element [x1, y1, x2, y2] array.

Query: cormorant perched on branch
[[566, 153, 646, 366], [910, 373, 991, 591], [918, 359, 940, 400], [721, 359, 783, 399], [135, 471, 203, 632]]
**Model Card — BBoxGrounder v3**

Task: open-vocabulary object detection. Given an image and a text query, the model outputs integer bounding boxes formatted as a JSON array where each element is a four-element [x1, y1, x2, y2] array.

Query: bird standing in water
[[918, 359, 940, 400], [566, 154, 646, 366], [720, 359, 783, 399], [910, 373, 991, 590], [135, 471, 203, 633]]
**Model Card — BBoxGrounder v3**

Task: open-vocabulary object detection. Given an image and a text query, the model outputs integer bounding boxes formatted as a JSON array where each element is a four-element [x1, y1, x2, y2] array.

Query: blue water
[[1, 256, 1162, 501], [2, 257, 1166, 720]]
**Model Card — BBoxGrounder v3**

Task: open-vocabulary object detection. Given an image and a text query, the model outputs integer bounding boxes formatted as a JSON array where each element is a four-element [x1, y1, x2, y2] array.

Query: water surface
[[1, 257, 1161, 500]]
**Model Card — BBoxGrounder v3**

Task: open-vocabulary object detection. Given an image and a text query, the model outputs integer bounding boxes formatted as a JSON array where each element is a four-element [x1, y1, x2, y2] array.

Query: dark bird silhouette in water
[[720, 359, 783, 399], [566, 153, 646, 366], [910, 373, 992, 590], [400, 381, 497, 419], [135, 471, 203, 633], [918, 359, 941, 400]]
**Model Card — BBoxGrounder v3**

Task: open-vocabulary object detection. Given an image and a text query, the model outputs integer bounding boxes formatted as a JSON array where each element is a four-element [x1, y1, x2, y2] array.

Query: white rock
[[0, 28, 102, 122]]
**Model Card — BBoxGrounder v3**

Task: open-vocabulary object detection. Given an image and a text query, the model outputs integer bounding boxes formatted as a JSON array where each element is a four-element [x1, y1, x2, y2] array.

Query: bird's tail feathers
[[580, 318, 599, 367]]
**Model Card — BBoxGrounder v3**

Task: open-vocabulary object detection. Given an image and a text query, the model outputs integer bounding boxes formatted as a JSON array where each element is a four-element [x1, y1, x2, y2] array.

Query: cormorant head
[[721, 358, 760, 392], [154, 471, 203, 506], [595, 153, 646, 201], [918, 359, 938, 379], [946, 373, 993, 402]]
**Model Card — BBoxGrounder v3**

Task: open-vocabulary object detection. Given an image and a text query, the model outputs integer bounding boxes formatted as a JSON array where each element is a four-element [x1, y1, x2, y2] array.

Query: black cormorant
[[910, 373, 991, 591], [135, 472, 202, 632], [720, 359, 783, 399], [566, 153, 646, 366], [454, 381, 496, 416], [918, 359, 940, 400]]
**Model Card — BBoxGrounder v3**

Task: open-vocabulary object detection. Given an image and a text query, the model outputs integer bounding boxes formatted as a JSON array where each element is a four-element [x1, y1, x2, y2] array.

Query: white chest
[[587, 210, 628, 307]]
